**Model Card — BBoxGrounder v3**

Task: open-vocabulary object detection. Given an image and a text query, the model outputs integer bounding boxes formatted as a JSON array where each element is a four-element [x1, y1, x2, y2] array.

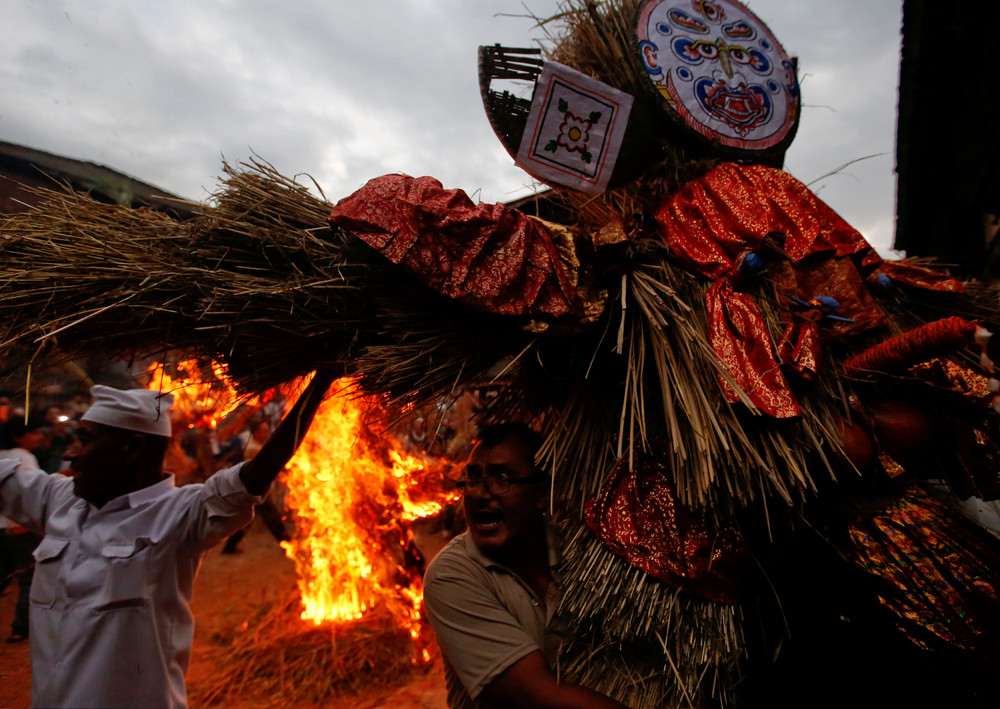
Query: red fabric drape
[[655, 163, 880, 275], [778, 322, 821, 381], [585, 453, 746, 604], [654, 163, 884, 417], [328, 174, 582, 318], [707, 279, 802, 417], [876, 259, 965, 293]]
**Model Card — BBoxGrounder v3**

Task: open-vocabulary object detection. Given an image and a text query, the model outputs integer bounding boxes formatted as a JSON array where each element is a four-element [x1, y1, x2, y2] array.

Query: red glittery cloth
[[327, 174, 582, 318], [771, 256, 888, 341], [771, 255, 888, 380], [584, 452, 746, 604], [875, 259, 965, 293], [778, 321, 821, 380], [707, 279, 802, 415], [845, 484, 1000, 652], [654, 163, 880, 278], [654, 163, 883, 418]]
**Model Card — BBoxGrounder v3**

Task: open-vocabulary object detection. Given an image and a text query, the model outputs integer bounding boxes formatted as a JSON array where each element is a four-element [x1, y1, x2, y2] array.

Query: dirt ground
[[0, 523, 448, 709]]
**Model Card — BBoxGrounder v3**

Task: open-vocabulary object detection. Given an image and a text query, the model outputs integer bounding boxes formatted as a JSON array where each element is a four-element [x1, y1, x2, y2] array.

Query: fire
[[390, 448, 449, 521], [145, 358, 244, 429], [146, 361, 456, 664], [281, 379, 458, 658]]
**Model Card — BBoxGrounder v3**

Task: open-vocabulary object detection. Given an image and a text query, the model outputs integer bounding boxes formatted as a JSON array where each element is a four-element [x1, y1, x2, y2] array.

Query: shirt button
[[531, 599, 539, 607]]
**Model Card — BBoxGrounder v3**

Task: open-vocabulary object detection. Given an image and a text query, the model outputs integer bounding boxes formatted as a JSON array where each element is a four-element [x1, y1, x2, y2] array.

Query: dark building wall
[[894, 1, 1000, 275]]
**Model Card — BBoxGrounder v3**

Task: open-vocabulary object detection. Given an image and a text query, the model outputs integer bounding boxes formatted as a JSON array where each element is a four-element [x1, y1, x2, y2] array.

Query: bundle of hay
[[190, 592, 429, 706]]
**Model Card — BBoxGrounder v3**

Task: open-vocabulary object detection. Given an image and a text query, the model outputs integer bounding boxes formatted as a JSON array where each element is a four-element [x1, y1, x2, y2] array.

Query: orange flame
[[145, 359, 244, 429], [146, 364, 451, 662], [281, 379, 457, 659]]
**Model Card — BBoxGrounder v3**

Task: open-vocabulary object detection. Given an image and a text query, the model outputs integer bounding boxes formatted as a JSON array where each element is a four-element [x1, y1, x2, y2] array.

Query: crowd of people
[[0, 367, 612, 708], [0, 393, 90, 645]]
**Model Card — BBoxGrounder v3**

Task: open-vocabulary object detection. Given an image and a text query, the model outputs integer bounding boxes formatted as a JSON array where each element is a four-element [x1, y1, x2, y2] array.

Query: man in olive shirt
[[423, 423, 625, 708]]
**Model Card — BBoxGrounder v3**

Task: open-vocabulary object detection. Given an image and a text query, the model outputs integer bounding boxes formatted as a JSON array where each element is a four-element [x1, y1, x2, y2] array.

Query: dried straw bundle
[[0, 158, 539, 406], [190, 592, 427, 707], [0, 160, 369, 393], [514, 243, 842, 516], [0, 197, 197, 359], [345, 246, 539, 412], [556, 518, 742, 709], [521, 246, 836, 705], [183, 160, 372, 390]]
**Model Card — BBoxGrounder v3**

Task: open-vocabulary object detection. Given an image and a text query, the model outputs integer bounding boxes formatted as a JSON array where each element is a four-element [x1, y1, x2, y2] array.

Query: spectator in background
[[243, 418, 271, 461], [0, 397, 13, 425], [0, 414, 46, 642], [66, 390, 92, 421], [0, 415, 45, 466], [35, 405, 77, 473]]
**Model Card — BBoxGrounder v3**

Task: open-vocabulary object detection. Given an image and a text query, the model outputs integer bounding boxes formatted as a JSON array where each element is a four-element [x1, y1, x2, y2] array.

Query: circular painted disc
[[635, 0, 800, 154]]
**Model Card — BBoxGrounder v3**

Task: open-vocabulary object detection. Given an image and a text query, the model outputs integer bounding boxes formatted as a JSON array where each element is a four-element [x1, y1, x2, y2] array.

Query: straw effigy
[[0, 137, 991, 709], [3, 2, 1000, 706], [2, 158, 763, 705], [4, 160, 989, 706]]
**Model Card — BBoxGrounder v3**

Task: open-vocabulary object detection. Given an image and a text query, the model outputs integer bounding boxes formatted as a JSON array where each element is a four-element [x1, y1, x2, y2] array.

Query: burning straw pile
[[191, 592, 428, 707], [184, 378, 453, 707]]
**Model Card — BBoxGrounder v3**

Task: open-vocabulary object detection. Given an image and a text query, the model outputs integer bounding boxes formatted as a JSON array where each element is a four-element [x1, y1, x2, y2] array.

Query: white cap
[[81, 385, 174, 438]]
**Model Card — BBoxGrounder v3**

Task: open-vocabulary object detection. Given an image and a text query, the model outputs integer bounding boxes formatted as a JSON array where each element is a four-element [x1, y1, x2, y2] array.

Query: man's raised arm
[[239, 371, 335, 496]]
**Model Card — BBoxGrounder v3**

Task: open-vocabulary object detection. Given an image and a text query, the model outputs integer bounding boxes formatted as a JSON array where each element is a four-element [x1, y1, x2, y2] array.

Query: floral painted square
[[515, 62, 633, 193]]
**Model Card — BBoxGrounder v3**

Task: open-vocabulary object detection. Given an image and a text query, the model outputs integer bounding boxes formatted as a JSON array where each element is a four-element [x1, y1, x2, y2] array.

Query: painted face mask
[[636, 0, 800, 153]]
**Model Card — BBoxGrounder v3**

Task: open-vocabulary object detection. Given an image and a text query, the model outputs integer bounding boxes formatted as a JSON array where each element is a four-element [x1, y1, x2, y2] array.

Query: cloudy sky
[[1, 1, 902, 255]]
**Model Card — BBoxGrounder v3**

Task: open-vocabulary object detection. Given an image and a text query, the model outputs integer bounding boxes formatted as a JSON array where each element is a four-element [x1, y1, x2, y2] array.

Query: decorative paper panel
[[515, 61, 633, 193]]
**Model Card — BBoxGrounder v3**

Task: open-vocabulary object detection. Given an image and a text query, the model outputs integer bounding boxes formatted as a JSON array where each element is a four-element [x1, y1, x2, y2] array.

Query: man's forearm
[[482, 651, 628, 709], [487, 683, 627, 709], [239, 371, 335, 495]]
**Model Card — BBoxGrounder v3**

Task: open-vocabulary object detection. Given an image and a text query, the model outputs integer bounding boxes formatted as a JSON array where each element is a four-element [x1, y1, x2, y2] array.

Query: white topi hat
[[81, 385, 175, 438]]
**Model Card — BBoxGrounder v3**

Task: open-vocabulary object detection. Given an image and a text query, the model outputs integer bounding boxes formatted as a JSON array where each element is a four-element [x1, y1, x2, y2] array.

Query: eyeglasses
[[455, 472, 545, 496]]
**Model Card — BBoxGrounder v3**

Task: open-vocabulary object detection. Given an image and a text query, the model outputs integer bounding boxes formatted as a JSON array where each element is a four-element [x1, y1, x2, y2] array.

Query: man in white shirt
[[0, 372, 331, 708]]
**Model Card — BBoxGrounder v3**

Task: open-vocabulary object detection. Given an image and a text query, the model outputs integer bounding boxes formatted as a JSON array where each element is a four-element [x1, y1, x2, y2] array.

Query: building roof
[[0, 140, 195, 219]]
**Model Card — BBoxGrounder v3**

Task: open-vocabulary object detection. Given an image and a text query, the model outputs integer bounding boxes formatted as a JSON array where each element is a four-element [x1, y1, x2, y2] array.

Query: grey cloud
[[1, 0, 901, 252]]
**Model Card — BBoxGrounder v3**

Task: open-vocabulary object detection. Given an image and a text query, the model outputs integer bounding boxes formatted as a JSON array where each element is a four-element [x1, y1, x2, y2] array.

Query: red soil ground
[[0, 522, 448, 709]]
